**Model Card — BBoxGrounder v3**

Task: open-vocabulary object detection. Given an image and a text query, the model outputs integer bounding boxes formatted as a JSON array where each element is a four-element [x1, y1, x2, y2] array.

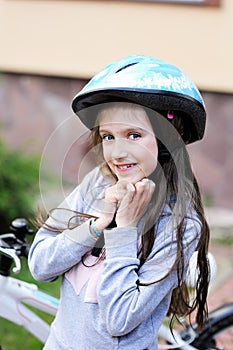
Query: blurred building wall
[[0, 0, 232, 93], [0, 0, 232, 210]]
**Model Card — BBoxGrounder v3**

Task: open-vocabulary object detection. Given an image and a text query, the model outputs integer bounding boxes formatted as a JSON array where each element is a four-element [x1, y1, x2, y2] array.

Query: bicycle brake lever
[[0, 247, 21, 274], [0, 233, 17, 242]]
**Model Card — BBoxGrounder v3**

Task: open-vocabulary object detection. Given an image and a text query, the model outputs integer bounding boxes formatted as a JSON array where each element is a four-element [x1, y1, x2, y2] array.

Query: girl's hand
[[94, 181, 129, 232], [116, 178, 155, 228]]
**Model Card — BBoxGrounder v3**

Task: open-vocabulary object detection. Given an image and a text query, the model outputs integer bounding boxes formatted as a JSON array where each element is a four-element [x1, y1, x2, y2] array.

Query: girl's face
[[98, 104, 158, 184]]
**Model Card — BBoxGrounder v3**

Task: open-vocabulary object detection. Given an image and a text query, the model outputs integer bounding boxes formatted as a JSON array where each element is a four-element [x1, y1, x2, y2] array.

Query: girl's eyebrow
[[99, 128, 111, 134], [99, 126, 147, 134]]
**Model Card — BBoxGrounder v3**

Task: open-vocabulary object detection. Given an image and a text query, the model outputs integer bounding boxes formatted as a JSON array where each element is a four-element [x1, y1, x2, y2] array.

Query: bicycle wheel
[[190, 303, 233, 350]]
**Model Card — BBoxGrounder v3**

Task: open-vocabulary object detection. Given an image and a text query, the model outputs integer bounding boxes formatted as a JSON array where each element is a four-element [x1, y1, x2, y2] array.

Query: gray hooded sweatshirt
[[28, 167, 201, 350]]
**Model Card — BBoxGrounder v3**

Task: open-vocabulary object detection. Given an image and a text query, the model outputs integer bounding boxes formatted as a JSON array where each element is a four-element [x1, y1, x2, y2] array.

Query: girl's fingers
[[134, 178, 155, 200], [116, 179, 155, 227], [115, 184, 135, 214], [105, 181, 129, 203], [100, 181, 134, 229], [126, 183, 135, 192]]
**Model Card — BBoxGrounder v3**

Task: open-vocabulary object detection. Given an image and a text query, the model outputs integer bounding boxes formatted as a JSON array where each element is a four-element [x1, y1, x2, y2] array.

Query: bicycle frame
[[158, 323, 198, 349], [0, 274, 59, 343]]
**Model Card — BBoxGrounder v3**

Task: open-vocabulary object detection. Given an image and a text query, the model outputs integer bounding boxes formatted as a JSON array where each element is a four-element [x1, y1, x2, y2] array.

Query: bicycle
[[0, 218, 232, 349], [0, 218, 59, 348]]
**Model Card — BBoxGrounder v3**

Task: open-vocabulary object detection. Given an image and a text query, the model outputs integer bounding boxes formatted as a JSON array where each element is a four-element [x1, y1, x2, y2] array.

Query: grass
[[0, 258, 61, 350], [212, 227, 233, 246]]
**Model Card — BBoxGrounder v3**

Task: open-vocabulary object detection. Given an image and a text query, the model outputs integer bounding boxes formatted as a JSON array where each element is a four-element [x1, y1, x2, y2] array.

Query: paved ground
[[206, 208, 233, 294], [205, 240, 233, 350], [206, 207, 233, 310]]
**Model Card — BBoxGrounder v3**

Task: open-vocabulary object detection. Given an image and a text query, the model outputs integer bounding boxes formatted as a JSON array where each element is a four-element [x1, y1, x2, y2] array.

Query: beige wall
[[0, 0, 232, 93]]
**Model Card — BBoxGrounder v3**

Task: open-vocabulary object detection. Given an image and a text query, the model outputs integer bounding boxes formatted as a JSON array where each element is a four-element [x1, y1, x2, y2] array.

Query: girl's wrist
[[115, 217, 137, 228], [89, 218, 103, 238], [89, 216, 118, 238]]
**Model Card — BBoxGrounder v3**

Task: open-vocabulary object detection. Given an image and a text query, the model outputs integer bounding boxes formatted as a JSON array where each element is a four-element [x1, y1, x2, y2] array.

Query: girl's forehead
[[98, 104, 153, 130]]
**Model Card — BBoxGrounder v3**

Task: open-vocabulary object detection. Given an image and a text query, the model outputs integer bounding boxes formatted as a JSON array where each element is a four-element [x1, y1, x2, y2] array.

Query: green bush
[[0, 139, 60, 348], [0, 139, 40, 232]]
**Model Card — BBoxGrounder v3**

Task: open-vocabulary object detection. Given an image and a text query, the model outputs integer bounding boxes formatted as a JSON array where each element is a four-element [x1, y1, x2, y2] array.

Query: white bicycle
[[0, 218, 233, 349], [0, 218, 59, 347]]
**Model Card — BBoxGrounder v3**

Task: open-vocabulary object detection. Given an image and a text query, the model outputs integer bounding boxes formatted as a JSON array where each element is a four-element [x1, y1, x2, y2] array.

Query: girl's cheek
[[102, 146, 110, 162], [151, 158, 158, 173], [145, 143, 158, 175], [144, 141, 158, 160]]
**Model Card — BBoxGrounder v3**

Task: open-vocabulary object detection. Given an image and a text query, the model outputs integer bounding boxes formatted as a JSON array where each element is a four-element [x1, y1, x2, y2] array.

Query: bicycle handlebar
[[0, 218, 34, 275], [0, 246, 21, 274]]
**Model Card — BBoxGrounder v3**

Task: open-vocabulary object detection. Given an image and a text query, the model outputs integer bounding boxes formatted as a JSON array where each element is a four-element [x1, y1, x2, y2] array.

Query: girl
[[29, 55, 210, 350]]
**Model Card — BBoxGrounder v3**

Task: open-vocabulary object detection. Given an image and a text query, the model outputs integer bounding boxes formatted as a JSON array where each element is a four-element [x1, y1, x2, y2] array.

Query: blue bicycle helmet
[[72, 55, 206, 144]]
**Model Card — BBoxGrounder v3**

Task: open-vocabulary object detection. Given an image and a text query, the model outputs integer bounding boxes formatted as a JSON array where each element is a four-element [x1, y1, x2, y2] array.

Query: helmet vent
[[115, 62, 138, 74]]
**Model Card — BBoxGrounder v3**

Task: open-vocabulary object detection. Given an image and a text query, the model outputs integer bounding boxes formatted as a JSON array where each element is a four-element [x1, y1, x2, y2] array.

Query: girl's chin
[[116, 173, 147, 184]]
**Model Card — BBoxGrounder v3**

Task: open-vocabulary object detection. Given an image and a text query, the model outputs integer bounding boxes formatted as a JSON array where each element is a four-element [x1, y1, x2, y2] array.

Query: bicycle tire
[[190, 303, 233, 349]]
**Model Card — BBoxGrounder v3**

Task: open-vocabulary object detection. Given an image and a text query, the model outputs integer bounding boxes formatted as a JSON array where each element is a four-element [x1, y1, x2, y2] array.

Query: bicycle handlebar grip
[[10, 218, 34, 240]]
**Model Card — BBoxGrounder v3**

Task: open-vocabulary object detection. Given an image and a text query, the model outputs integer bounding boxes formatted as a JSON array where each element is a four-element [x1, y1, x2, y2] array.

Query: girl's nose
[[111, 138, 128, 159]]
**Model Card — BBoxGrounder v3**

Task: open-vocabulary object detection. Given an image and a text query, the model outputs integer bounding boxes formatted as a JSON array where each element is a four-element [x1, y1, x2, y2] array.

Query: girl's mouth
[[115, 163, 137, 171]]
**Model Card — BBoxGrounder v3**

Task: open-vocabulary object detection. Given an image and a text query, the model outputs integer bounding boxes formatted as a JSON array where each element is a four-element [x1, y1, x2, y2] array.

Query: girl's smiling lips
[[114, 163, 137, 172]]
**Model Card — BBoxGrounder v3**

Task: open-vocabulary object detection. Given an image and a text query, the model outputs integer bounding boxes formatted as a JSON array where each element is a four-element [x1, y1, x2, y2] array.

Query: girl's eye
[[128, 132, 141, 140], [102, 134, 114, 141]]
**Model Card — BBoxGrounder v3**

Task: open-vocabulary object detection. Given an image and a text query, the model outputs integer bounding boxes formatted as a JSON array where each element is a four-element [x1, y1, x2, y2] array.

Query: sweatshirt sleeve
[[28, 219, 98, 282], [28, 171, 101, 282], [97, 213, 201, 337]]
